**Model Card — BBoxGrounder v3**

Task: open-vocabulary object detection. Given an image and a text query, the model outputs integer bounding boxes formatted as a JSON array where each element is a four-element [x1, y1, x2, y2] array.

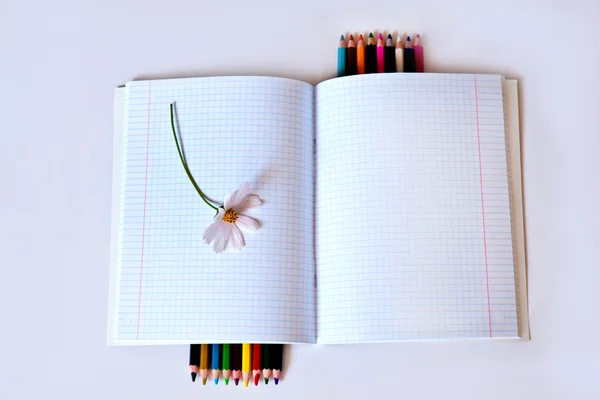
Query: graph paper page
[[111, 76, 315, 345], [315, 74, 518, 344]]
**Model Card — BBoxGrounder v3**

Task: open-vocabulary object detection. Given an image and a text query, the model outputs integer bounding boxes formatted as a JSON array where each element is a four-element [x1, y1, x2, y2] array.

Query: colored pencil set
[[338, 32, 424, 77], [189, 343, 283, 387]]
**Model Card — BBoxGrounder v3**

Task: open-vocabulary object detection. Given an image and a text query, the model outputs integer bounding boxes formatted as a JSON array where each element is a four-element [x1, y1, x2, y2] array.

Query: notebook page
[[315, 73, 518, 344], [111, 76, 315, 345], [503, 79, 530, 340]]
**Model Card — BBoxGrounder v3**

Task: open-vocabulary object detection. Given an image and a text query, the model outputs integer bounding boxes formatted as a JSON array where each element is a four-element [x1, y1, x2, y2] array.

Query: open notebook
[[108, 74, 528, 345]]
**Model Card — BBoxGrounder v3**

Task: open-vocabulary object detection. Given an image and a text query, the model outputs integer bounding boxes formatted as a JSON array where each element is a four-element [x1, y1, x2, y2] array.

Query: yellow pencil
[[242, 343, 251, 387], [200, 344, 209, 385]]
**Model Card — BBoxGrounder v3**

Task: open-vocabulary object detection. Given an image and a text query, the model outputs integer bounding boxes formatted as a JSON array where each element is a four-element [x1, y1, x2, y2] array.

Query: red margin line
[[136, 82, 152, 339], [474, 75, 493, 338]]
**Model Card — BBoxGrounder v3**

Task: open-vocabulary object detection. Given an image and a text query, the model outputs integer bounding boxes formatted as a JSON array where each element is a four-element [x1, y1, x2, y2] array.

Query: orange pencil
[[252, 344, 261, 386], [357, 34, 365, 74]]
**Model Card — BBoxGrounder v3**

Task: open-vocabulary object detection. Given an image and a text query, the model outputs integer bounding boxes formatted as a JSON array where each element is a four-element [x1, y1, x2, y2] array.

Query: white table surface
[[1, 0, 599, 398]]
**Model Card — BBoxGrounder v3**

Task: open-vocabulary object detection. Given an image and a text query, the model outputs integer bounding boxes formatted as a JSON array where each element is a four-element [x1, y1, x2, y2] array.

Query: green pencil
[[222, 344, 231, 385], [262, 344, 271, 384]]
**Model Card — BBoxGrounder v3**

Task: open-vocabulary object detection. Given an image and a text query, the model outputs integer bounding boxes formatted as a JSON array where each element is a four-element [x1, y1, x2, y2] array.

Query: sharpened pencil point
[[340, 34, 344, 41], [214, 378, 219, 385], [406, 36, 411, 41], [349, 34, 354, 40], [359, 34, 363, 40], [387, 34, 392, 39], [234, 378, 239, 386], [274, 377, 279, 385], [369, 32, 373, 38], [378, 33, 383, 39], [244, 380, 249, 387], [224, 378, 229, 385], [202, 378, 207, 385], [264, 378, 269, 384], [191, 372, 197, 382], [254, 374, 260, 386]]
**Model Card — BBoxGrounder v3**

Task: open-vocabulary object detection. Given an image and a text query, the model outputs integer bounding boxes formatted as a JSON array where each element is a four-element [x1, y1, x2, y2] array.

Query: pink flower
[[202, 182, 262, 253]]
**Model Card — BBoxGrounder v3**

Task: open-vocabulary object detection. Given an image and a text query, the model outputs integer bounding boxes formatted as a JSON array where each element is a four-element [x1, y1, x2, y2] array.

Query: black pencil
[[365, 33, 377, 73], [384, 34, 396, 72], [346, 35, 357, 76], [231, 344, 243, 386], [272, 344, 283, 385], [189, 344, 200, 382], [403, 36, 416, 72]]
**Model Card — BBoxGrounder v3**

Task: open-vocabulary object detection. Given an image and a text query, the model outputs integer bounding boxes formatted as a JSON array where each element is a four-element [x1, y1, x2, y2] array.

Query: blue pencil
[[337, 35, 346, 77], [212, 344, 221, 384]]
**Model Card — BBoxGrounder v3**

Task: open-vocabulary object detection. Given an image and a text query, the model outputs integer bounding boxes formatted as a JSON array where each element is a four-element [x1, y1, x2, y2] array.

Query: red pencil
[[376, 33, 385, 73], [252, 344, 261, 386], [414, 34, 424, 72]]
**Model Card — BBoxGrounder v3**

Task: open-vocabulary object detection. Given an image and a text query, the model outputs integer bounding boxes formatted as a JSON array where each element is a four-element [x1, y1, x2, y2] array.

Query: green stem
[[170, 103, 219, 213]]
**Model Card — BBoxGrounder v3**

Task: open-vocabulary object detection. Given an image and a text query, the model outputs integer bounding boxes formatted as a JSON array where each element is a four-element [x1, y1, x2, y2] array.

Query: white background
[[1, 0, 599, 399]]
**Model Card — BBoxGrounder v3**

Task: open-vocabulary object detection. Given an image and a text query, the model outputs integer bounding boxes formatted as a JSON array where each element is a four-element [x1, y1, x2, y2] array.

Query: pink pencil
[[376, 33, 385, 73], [414, 34, 424, 72]]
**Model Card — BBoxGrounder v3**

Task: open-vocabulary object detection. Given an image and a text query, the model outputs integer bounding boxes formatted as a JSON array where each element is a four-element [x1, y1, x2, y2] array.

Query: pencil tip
[[202, 378, 207, 385], [340, 34, 344, 41], [359, 34, 363, 40], [244, 381, 249, 387], [264, 378, 269, 384], [387, 34, 392, 39], [378, 33, 383, 39], [416, 34, 421, 38], [191, 372, 197, 382], [406, 36, 411, 41], [224, 378, 229, 385], [368, 32, 373, 38], [274, 378, 279, 385], [214, 378, 219, 385], [349, 34, 354, 40], [254, 374, 260, 386], [234, 378, 239, 386]]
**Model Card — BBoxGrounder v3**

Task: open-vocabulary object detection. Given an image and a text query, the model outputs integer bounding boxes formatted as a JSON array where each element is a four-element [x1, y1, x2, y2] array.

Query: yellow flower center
[[223, 209, 238, 224]]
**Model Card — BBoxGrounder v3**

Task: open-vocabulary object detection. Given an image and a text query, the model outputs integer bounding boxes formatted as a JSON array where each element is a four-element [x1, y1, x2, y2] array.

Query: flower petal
[[233, 194, 262, 214], [236, 215, 260, 232], [228, 224, 246, 251], [203, 218, 225, 244], [211, 222, 233, 253], [224, 182, 251, 210]]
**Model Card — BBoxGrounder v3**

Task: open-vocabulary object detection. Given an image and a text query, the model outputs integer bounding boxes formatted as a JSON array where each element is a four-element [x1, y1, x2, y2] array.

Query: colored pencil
[[346, 35, 357, 76], [376, 33, 385, 73], [199, 344, 210, 385], [357, 34, 365, 74], [211, 344, 221, 384], [404, 36, 416, 72], [252, 344, 261, 386], [272, 344, 283, 385], [384, 34, 396, 72], [222, 344, 231, 385], [414, 34, 424, 72], [242, 343, 251, 387], [231, 344, 242, 386], [262, 344, 271, 384], [337, 35, 346, 77], [365, 32, 377, 73], [395, 35, 404, 72], [189, 344, 200, 382]]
